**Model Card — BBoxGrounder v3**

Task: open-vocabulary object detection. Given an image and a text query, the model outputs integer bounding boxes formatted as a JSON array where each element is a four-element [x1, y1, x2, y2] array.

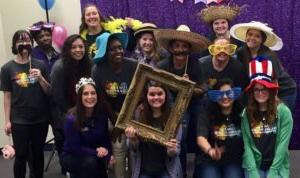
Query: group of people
[[0, 2, 296, 178]]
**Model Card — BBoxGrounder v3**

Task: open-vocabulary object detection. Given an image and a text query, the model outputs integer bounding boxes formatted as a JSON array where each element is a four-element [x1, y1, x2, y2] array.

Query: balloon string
[[45, 0, 49, 23]]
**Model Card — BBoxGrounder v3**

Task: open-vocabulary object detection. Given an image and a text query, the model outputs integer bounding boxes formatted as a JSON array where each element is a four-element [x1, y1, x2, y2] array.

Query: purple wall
[[81, 0, 300, 149]]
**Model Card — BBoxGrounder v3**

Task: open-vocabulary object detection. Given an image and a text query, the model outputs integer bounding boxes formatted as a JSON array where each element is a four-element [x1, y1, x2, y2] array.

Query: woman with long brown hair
[[241, 58, 293, 178]]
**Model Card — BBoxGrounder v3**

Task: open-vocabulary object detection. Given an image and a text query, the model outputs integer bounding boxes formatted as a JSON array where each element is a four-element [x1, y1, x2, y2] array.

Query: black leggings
[[11, 122, 48, 178]]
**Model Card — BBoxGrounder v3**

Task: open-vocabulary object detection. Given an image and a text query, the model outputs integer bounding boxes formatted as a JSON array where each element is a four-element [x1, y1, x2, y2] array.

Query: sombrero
[[198, 5, 241, 24], [154, 24, 210, 53], [230, 21, 283, 51]]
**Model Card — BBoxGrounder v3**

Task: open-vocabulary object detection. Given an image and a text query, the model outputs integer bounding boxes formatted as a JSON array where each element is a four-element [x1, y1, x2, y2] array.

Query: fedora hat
[[245, 56, 279, 92], [198, 5, 241, 24], [230, 21, 283, 51], [134, 23, 157, 37], [154, 24, 210, 53], [93, 32, 128, 63]]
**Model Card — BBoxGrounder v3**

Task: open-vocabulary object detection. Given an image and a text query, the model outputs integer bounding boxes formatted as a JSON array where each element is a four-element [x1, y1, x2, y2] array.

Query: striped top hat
[[245, 56, 279, 92]]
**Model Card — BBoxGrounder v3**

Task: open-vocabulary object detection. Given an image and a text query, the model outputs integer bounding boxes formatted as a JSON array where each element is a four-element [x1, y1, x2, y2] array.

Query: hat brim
[[230, 22, 283, 51], [244, 79, 279, 93], [94, 32, 128, 63], [199, 5, 241, 24], [154, 29, 210, 53]]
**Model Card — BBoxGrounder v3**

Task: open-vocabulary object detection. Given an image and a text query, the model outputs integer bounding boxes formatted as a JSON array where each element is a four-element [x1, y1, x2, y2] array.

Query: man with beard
[[155, 25, 210, 178]]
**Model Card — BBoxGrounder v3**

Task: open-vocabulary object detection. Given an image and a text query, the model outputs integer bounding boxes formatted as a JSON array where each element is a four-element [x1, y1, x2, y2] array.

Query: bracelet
[[206, 147, 213, 155]]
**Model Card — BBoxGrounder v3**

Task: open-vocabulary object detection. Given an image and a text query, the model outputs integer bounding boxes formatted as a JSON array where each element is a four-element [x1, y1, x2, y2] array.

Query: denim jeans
[[195, 162, 244, 178], [61, 153, 107, 178], [244, 169, 283, 178]]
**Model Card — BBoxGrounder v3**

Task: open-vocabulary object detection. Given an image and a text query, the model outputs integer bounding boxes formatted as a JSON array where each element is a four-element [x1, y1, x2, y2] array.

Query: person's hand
[[208, 143, 225, 161], [29, 68, 42, 81], [108, 155, 115, 168], [96, 147, 108, 158], [111, 127, 123, 143], [165, 139, 178, 150], [4, 121, 11, 136], [125, 126, 137, 139], [183, 73, 189, 80]]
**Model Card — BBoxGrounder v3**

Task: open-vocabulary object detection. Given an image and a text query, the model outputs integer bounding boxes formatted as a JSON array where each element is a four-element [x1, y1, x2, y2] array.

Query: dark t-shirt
[[85, 31, 106, 59], [196, 106, 243, 165], [251, 111, 277, 170], [0, 59, 50, 124], [91, 58, 137, 113], [199, 56, 249, 91]]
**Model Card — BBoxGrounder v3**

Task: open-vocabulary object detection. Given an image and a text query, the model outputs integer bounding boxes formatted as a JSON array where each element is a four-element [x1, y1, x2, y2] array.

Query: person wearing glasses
[[199, 38, 248, 95], [195, 78, 244, 178], [241, 57, 293, 178]]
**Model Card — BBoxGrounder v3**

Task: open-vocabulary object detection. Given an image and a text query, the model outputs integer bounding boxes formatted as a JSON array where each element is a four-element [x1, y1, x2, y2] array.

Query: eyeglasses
[[208, 87, 241, 102], [28, 22, 55, 31], [208, 44, 237, 56], [253, 87, 268, 94]]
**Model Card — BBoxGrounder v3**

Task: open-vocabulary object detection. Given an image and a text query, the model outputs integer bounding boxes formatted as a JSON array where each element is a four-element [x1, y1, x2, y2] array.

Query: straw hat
[[154, 25, 210, 53], [134, 23, 157, 37], [198, 5, 241, 24], [230, 21, 283, 51], [93, 32, 128, 63], [245, 56, 279, 92]]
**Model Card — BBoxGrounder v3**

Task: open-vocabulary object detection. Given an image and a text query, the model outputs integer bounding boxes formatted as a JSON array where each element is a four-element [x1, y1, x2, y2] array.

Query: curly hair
[[246, 87, 279, 127]]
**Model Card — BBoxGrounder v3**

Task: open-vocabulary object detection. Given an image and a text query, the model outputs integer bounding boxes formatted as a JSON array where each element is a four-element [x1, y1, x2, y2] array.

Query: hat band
[[250, 73, 272, 82]]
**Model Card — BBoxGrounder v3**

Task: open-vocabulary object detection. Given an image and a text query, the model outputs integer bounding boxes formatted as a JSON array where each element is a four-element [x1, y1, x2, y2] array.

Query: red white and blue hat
[[245, 56, 279, 92]]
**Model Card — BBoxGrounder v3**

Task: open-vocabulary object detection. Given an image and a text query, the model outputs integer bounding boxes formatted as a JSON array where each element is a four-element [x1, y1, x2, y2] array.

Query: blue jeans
[[244, 169, 283, 178], [195, 163, 244, 178], [61, 153, 107, 178], [139, 172, 170, 178]]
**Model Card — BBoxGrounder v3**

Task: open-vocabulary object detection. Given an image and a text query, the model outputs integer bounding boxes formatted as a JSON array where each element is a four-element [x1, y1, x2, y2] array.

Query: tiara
[[75, 77, 96, 93]]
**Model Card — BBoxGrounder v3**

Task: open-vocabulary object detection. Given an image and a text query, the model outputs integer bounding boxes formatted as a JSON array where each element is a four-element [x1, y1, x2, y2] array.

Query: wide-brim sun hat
[[93, 32, 128, 63], [198, 5, 241, 24], [154, 24, 210, 53], [230, 21, 283, 51], [134, 23, 157, 37]]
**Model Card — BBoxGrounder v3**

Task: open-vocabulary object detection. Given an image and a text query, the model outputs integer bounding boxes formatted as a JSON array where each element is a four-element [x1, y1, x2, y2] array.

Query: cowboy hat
[[230, 21, 283, 51], [198, 5, 241, 24], [134, 23, 157, 37], [154, 25, 210, 53], [245, 56, 279, 92], [93, 32, 128, 63]]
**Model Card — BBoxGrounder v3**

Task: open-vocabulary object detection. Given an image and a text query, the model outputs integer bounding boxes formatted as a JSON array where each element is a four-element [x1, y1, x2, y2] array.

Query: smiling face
[[245, 29, 264, 51], [147, 86, 166, 110], [217, 84, 234, 109], [70, 38, 85, 60], [212, 18, 229, 37], [138, 32, 155, 54], [84, 6, 101, 29], [107, 38, 124, 64], [213, 38, 230, 62], [253, 83, 270, 105], [169, 40, 191, 67], [81, 84, 97, 108]]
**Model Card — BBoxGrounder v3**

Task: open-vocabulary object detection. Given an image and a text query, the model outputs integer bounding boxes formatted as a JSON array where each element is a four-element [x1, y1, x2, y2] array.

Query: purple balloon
[[52, 25, 68, 48]]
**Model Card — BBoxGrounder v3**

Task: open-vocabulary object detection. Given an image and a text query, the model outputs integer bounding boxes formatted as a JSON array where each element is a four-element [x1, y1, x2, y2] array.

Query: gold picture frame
[[115, 63, 195, 145]]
